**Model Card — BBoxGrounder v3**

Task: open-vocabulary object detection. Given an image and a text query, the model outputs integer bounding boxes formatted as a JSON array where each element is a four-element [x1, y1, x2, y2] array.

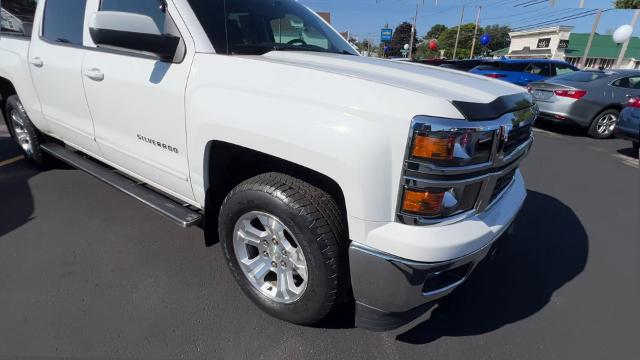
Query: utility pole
[[549, 0, 555, 7], [580, 9, 602, 69], [579, 0, 585, 7], [616, 9, 640, 68], [408, 3, 419, 59], [469, 6, 481, 60], [453, 5, 465, 59]]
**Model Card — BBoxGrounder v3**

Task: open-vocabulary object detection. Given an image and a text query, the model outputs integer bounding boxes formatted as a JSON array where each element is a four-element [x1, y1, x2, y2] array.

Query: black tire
[[218, 172, 348, 325], [588, 109, 619, 139], [633, 142, 639, 157], [5, 95, 45, 164]]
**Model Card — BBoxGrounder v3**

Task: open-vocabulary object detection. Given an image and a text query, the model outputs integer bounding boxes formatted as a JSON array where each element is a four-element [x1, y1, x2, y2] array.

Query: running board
[[41, 143, 202, 228]]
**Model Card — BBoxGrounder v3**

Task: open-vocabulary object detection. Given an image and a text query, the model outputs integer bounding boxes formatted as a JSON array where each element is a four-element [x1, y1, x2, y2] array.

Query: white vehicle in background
[[0, 0, 535, 331]]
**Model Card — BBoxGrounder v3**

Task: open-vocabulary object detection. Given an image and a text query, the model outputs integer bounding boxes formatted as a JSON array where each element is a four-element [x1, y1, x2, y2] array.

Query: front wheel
[[588, 109, 619, 139], [218, 172, 348, 325]]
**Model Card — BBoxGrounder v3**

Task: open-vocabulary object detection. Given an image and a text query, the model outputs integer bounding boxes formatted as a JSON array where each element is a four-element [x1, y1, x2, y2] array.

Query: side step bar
[[41, 143, 203, 228]]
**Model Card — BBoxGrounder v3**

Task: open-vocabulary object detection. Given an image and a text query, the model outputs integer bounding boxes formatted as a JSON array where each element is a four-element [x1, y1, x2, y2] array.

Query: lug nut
[[262, 252, 268, 258], [281, 261, 287, 268], [281, 250, 288, 257], [272, 238, 278, 245], [271, 261, 278, 268], [262, 240, 268, 247]]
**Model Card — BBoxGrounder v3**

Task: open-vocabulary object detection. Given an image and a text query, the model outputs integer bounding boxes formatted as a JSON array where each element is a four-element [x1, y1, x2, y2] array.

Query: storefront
[[506, 26, 640, 69]]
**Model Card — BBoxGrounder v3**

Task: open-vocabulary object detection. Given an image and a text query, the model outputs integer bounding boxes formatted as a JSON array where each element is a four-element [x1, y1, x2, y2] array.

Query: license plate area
[[533, 90, 553, 100]]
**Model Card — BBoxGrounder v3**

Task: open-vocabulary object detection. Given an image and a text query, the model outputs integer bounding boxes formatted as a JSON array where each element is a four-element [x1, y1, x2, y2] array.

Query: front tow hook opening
[[421, 263, 472, 296]]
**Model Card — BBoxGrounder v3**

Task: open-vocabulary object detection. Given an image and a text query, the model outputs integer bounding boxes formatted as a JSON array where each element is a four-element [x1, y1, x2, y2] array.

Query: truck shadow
[[534, 119, 587, 137], [395, 190, 588, 344], [0, 136, 37, 238]]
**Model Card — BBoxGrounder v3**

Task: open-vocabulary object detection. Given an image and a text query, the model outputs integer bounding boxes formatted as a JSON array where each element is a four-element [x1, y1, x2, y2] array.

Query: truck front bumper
[[349, 172, 525, 331]]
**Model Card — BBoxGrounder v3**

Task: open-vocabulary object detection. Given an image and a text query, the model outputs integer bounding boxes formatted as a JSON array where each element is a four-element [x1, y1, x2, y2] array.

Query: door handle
[[84, 68, 104, 81], [29, 57, 44, 68]]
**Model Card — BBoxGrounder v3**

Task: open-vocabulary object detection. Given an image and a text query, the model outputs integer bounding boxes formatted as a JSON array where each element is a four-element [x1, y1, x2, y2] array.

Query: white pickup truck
[[0, 0, 535, 331]]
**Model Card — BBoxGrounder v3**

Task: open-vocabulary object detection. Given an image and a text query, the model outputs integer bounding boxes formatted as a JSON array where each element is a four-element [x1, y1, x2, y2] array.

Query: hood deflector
[[451, 93, 535, 121]]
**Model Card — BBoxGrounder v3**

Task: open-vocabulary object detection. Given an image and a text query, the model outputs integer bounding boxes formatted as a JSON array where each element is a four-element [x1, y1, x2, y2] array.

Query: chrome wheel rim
[[9, 109, 33, 156], [232, 211, 308, 304], [596, 114, 617, 136]]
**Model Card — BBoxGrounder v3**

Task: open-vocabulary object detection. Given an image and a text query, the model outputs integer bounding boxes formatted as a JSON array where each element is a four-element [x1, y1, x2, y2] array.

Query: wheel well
[[0, 77, 18, 115], [203, 141, 348, 246]]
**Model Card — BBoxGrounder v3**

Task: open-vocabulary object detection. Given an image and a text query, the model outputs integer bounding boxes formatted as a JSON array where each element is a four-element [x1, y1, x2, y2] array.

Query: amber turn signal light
[[411, 134, 454, 160], [402, 189, 445, 217]]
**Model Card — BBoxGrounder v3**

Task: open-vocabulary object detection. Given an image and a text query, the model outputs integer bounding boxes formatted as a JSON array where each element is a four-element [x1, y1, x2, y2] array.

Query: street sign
[[381, 28, 393, 42]]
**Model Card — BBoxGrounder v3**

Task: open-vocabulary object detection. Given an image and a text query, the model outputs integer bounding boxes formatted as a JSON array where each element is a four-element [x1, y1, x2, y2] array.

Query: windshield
[[554, 71, 611, 82], [187, 0, 359, 56]]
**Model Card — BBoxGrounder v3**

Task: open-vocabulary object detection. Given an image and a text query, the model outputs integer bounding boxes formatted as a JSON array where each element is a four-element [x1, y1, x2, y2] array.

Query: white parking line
[[0, 124, 9, 138], [532, 127, 562, 138], [0, 155, 24, 167], [612, 153, 639, 169]]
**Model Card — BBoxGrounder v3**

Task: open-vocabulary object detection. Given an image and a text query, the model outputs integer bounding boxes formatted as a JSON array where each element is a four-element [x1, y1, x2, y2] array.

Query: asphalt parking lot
[[0, 120, 638, 360]]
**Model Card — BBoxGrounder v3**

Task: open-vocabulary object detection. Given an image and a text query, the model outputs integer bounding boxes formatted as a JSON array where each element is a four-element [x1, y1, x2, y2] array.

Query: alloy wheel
[[9, 109, 34, 157], [596, 113, 617, 136], [232, 211, 308, 304]]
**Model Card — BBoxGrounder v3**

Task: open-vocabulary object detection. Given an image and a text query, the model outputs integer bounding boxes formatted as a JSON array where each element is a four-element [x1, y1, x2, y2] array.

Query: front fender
[[184, 54, 463, 241]]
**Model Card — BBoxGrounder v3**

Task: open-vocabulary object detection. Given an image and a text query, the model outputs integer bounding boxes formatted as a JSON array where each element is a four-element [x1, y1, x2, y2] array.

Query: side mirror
[[89, 12, 180, 61]]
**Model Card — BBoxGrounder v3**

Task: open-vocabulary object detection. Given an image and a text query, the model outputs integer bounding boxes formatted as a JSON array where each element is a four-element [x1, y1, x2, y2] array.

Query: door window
[[99, 0, 166, 31], [524, 62, 550, 76], [1, 0, 39, 36], [42, 0, 87, 45], [611, 76, 640, 89]]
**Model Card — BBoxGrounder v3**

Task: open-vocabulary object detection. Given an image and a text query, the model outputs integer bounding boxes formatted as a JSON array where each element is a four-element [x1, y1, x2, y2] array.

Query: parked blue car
[[615, 98, 640, 155], [469, 59, 579, 86]]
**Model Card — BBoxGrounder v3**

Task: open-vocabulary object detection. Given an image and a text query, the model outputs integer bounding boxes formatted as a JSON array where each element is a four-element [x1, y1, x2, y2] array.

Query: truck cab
[[1, 0, 535, 331]]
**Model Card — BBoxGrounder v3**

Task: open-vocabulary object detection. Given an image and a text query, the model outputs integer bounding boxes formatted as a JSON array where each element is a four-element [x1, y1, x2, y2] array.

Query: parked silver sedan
[[528, 70, 640, 138]]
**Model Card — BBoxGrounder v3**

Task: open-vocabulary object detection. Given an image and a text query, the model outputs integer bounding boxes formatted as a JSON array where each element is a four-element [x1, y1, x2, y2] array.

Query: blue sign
[[381, 28, 393, 42]]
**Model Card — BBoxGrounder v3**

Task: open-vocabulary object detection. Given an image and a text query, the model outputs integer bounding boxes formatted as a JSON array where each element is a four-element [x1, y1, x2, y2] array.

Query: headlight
[[401, 183, 482, 218], [410, 129, 494, 167]]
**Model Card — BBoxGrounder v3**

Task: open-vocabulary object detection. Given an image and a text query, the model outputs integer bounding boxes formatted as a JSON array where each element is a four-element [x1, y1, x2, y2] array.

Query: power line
[[512, 8, 611, 31]]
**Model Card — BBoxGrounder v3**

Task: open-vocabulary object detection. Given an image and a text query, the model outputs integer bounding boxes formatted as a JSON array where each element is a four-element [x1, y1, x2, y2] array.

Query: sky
[[298, 0, 640, 43]]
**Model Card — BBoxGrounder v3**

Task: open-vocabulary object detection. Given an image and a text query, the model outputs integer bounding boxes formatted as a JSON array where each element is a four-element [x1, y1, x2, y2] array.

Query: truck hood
[[254, 51, 525, 104]]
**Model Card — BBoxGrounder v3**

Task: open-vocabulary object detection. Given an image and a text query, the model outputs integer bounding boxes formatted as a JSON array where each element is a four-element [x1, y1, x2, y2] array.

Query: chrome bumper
[[350, 216, 518, 331]]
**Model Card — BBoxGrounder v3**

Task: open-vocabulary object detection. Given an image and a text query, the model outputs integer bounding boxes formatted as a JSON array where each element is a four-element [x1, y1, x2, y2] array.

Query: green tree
[[480, 24, 511, 56], [388, 22, 418, 58], [614, 0, 640, 8], [425, 24, 448, 41], [436, 23, 511, 59], [437, 23, 477, 59]]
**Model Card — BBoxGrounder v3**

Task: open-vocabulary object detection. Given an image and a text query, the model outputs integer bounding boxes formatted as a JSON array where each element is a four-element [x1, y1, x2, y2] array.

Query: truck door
[[81, 0, 194, 201], [28, 0, 101, 155]]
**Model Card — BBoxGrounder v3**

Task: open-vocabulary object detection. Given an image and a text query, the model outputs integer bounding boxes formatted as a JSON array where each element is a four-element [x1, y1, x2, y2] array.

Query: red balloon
[[428, 39, 438, 51]]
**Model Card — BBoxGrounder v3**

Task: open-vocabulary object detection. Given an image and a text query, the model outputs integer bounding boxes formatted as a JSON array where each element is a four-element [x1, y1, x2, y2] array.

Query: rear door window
[[499, 62, 527, 72], [524, 62, 551, 76], [42, 0, 87, 45], [1, 0, 39, 36], [612, 76, 640, 89]]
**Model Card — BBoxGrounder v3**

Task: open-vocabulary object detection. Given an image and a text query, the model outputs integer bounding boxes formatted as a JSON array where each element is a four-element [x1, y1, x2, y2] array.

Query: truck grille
[[504, 124, 533, 155], [491, 169, 516, 203]]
